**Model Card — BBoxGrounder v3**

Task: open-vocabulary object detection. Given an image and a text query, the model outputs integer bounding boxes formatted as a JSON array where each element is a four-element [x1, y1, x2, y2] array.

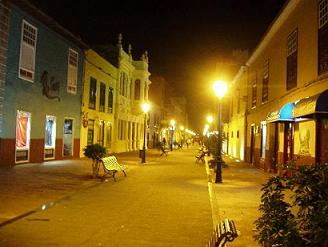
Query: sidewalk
[[205, 154, 272, 247], [0, 149, 162, 225]]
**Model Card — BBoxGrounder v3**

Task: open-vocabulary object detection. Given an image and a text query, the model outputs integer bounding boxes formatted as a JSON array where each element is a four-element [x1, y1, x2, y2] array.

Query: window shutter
[[19, 21, 37, 81], [67, 49, 78, 94]]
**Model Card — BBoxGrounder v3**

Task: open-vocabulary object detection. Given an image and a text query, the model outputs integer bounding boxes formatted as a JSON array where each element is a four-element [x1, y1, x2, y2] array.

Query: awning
[[293, 89, 328, 118], [266, 102, 295, 122]]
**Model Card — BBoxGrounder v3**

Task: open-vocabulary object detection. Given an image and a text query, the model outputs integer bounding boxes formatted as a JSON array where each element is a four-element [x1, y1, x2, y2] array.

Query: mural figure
[[40, 71, 61, 101], [299, 129, 310, 155]]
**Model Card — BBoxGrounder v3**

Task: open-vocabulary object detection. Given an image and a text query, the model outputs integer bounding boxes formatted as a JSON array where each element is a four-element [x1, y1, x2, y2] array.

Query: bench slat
[[208, 219, 238, 247], [100, 156, 127, 181]]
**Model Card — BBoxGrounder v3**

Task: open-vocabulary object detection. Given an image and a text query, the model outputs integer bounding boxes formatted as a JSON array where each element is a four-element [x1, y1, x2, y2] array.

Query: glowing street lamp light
[[213, 80, 228, 99], [213, 80, 227, 183], [141, 102, 150, 163], [207, 115, 213, 124]]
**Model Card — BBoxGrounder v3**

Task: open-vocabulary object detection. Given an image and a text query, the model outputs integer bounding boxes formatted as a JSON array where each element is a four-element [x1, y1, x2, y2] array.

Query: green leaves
[[83, 144, 106, 161], [254, 164, 328, 247]]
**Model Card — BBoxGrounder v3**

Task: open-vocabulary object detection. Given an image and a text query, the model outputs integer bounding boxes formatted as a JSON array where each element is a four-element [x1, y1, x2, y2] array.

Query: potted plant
[[83, 144, 106, 178]]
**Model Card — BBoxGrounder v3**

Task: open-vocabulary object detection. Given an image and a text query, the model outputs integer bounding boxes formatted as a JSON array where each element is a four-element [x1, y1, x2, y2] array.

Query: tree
[[83, 144, 106, 178]]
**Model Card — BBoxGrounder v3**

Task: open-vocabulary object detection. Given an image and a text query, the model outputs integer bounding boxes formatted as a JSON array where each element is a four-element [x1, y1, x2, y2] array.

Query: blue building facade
[[0, 1, 87, 166]]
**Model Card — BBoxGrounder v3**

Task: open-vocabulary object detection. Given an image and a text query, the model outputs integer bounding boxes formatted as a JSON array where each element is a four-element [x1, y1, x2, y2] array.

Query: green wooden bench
[[100, 156, 127, 181]]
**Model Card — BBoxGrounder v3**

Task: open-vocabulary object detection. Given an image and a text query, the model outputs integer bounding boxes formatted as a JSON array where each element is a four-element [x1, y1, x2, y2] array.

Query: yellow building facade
[[113, 35, 151, 153], [80, 49, 117, 155], [228, 0, 328, 171]]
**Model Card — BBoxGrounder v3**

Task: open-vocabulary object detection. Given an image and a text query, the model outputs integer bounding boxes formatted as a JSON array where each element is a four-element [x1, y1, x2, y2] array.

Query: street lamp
[[207, 115, 213, 124], [141, 102, 150, 163], [213, 80, 228, 183], [170, 119, 176, 151]]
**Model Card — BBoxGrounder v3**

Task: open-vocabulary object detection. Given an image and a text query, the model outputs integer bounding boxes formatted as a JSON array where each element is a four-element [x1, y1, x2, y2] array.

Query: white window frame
[[19, 20, 37, 82], [67, 48, 78, 94]]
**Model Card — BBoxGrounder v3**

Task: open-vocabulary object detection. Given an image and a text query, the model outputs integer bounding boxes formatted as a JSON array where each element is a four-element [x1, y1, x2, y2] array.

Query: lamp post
[[213, 80, 227, 183], [170, 119, 176, 151], [141, 102, 150, 163]]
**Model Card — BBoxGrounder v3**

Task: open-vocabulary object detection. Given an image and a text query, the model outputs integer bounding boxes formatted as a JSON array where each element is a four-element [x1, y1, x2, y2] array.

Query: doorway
[[283, 122, 294, 164]]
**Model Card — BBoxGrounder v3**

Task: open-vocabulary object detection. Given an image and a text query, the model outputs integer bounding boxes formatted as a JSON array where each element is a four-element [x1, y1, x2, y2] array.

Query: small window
[[67, 49, 78, 94], [99, 82, 106, 112], [318, 0, 328, 75], [231, 131, 234, 138], [237, 130, 240, 138], [287, 29, 298, 90], [89, 77, 97, 109], [87, 119, 94, 145], [134, 79, 140, 100], [262, 59, 269, 103], [108, 87, 113, 113], [251, 73, 257, 108], [319, 0, 328, 29], [19, 20, 37, 82]]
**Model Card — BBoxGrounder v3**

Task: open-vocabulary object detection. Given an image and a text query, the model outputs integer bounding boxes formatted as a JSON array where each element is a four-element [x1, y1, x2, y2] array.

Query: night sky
[[29, 0, 286, 132]]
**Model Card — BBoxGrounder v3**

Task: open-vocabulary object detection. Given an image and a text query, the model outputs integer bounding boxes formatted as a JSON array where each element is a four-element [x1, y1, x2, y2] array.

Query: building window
[[89, 77, 97, 109], [119, 72, 128, 96], [251, 73, 257, 108], [237, 130, 240, 138], [262, 59, 269, 102], [134, 79, 140, 100], [106, 123, 112, 148], [130, 79, 133, 100], [287, 29, 298, 90], [99, 82, 106, 112], [15, 110, 31, 163], [108, 87, 113, 113], [63, 118, 74, 157], [67, 49, 78, 94], [87, 120, 94, 145], [19, 20, 37, 82], [44, 115, 56, 159], [231, 131, 233, 138], [98, 120, 104, 146], [318, 0, 328, 75]]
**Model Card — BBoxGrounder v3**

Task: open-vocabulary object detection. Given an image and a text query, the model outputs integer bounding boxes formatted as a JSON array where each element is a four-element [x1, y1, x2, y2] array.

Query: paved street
[[0, 146, 271, 246], [0, 147, 213, 246]]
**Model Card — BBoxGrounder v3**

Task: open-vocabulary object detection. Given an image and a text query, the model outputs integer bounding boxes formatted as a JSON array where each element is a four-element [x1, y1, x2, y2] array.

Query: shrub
[[83, 144, 106, 160], [254, 164, 328, 247], [254, 177, 301, 247]]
